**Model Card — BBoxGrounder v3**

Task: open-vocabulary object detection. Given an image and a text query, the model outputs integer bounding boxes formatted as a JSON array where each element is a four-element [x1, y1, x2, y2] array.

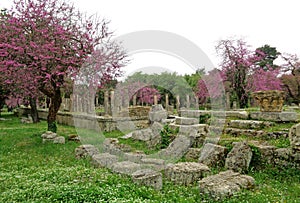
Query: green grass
[[1, 114, 300, 202]]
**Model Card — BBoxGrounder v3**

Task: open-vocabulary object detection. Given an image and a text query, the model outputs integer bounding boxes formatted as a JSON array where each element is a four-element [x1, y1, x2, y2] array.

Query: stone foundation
[[18, 108, 149, 132]]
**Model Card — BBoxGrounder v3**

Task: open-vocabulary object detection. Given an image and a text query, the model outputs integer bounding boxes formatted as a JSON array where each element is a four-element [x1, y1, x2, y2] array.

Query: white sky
[[2, 0, 300, 77]]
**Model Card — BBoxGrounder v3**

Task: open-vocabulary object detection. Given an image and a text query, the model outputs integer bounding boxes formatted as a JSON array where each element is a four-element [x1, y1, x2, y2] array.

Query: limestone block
[[198, 143, 227, 167], [175, 117, 198, 125], [289, 123, 300, 151], [53, 136, 65, 144], [132, 169, 162, 190], [75, 144, 99, 159], [92, 153, 118, 169], [164, 162, 210, 185], [225, 142, 253, 173], [199, 170, 255, 200], [112, 161, 142, 175]]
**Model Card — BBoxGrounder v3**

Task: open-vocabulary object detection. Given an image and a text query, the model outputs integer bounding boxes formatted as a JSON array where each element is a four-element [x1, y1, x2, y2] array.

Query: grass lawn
[[1, 113, 300, 202]]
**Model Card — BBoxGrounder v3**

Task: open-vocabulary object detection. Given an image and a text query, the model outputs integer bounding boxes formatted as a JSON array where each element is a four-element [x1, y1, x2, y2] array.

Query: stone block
[[53, 136, 65, 144], [249, 112, 297, 122], [157, 135, 192, 161], [140, 158, 166, 171], [123, 152, 146, 163], [198, 143, 227, 167], [225, 142, 253, 173], [149, 111, 168, 122], [228, 120, 273, 129], [75, 144, 99, 159], [91, 153, 118, 169], [224, 128, 264, 137], [175, 117, 198, 125], [199, 170, 255, 200], [289, 123, 300, 151], [112, 161, 142, 175], [164, 162, 210, 185], [184, 148, 202, 161], [132, 169, 162, 190]]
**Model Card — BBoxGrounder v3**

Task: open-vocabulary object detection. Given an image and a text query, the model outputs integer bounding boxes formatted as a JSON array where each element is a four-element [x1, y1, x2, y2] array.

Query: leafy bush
[[159, 125, 178, 149]]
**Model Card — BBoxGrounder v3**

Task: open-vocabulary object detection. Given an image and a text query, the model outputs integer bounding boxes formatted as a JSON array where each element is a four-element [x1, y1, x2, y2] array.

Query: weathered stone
[[75, 144, 99, 159], [179, 110, 248, 119], [131, 128, 153, 142], [164, 162, 210, 185], [175, 117, 198, 125], [255, 144, 276, 166], [265, 131, 289, 139], [41, 131, 57, 139], [103, 138, 129, 156], [199, 170, 255, 200], [53, 136, 65, 144], [289, 123, 300, 151], [123, 151, 146, 163], [140, 158, 166, 171], [252, 90, 285, 112], [224, 128, 264, 137], [177, 124, 208, 135], [131, 125, 161, 148], [41, 131, 58, 143], [91, 153, 118, 169], [149, 105, 167, 122], [112, 161, 142, 175], [185, 148, 202, 161], [151, 122, 163, 135], [275, 148, 292, 160], [225, 142, 253, 173], [274, 148, 293, 167], [228, 120, 273, 129], [198, 143, 227, 167], [156, 135, 193, 161], [128, 106, 151, 117], [168, 124, 207, 147], [249, 112, 297, 122], [68, 134, 81, 142], [21, 114, 33, 124], [132, 169, 162, 190]]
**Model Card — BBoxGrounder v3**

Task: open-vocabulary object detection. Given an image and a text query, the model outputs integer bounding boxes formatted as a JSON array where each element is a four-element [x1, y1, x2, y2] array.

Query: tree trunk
[[29, 97, 40, 123], [47, 89, 62, 132]]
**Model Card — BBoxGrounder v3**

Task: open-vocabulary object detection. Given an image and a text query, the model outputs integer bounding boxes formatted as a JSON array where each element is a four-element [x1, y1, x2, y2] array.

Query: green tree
[[255, 45, 280, 70], [184, 68, 205, 91]]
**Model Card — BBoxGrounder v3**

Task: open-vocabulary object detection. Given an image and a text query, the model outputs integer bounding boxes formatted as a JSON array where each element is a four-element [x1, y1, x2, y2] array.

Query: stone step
[[228, 120, 273, 129], [249, 112, 298, 122], [224, 128, 264, 137], [179, 110, 249, 119], [175, 117, 198, 125], [169, 123, 208, 135]]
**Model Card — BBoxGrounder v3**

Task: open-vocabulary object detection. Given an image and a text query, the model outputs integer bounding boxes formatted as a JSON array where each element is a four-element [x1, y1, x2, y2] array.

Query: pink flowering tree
[[137, 86, 161, 105], [118, 81, 161, 106], [247, 69, 282, 92], [0, 0, 126, 132], [196, 68, 225, 104], [216, 38, 263, 108]]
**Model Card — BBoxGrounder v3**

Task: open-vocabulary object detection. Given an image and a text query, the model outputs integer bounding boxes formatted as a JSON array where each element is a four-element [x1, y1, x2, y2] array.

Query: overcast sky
[[2, 0, 300, 76]]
